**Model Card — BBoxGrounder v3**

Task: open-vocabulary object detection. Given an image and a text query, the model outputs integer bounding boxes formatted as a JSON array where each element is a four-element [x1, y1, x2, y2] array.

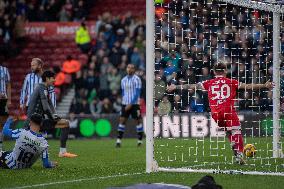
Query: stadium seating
[[3, 36, 82, 115], [88, 0, 145, 19]]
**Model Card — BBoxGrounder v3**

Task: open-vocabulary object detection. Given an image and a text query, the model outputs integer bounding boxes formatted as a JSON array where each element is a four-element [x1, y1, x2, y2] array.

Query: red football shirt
[[201, 76, 239, 112]]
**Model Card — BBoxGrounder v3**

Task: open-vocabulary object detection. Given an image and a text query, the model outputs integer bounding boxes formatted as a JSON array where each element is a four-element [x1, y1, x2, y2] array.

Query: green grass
[[0, 139, 284, 189], [155, 137, 284, 172]]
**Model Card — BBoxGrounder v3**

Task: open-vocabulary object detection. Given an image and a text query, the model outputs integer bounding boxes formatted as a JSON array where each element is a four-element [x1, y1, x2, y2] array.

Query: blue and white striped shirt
[[0, 66, 10, 97], [20, 73, 56, 107], [121, 74, 142, 105], [2, 118, 53, 169]]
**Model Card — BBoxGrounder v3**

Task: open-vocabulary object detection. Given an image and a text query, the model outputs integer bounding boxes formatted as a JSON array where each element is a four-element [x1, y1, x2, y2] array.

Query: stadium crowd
[[0, 0, 93, 60], [69, 0, 284, 116], [69, 12, 147, 116], [2, 0, 284, 116], [154, 0, 284, 114]]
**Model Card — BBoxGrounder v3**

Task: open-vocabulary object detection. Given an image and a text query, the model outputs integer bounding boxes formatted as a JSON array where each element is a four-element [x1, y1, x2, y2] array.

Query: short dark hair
[[42, 70, 55, 82], [213, 63, 227, 74], [30, 113, 43, 126]]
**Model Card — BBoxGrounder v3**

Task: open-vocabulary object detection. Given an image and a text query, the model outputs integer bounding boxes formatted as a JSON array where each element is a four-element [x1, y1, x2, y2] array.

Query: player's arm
[[42, 149, 57, 168], [167, 83, 205, 92], [238, 80, 274, 90], [3, 118, 21, 139], [20, 75, 29, 109]]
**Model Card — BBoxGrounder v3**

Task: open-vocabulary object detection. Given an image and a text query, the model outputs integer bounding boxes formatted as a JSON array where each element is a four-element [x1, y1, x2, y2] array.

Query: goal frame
[[146, 0, 284, 175]]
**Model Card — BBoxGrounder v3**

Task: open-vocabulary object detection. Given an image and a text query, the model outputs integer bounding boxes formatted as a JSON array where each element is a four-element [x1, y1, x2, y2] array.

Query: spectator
[[260, 91, 273, 111], [73, 0, 87, 21], [99, 72, 111, 99], [37, 5, 48, 21], [172, 95, 182, 113], [78, 99, 91, 116], [62, 55, 81, 75], [113, 96, 122, 113], [96, 98, 114, 114], [190, 95, 204, 113], [89, 98, 99, 116], [131, 47, 143, 69], [107, 67, 121, 92], [58, 6, 70, 22], [110, 41, 125, 67], [100, 57, 112, 74], [198, 67, 211, 82], [75, 22, 91, 54], [239, 92, 252, 111], [154, 74, 166, 101], [85, 69, 99, 94], [158, 96, 171, 115]]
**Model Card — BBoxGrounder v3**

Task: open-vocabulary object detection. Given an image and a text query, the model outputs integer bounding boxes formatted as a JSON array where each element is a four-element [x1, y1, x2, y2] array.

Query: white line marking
[[7, 172, 144, 189]]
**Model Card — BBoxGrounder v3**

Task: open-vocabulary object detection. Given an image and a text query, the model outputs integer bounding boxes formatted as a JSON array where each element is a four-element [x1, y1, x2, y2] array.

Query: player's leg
[[42, 118, 77, 158], [0, 99, 9, 151], [56, 119, 77, 158], [131, 105, 143, 147], [116, 105, 129, 147], [225, 111, 244, 164]]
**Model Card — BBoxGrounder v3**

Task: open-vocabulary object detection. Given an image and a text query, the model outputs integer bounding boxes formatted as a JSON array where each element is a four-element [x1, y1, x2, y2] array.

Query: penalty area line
[[8, 172, 144, 189]]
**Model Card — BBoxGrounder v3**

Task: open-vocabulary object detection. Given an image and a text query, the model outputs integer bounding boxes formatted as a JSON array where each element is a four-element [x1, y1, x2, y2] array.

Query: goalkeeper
[[24, 70, 77, 158], [168, 63, 273, 164]]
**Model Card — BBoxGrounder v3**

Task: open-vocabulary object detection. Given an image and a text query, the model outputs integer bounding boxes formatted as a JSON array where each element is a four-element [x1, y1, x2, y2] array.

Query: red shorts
[[211, 109, 240, 128]]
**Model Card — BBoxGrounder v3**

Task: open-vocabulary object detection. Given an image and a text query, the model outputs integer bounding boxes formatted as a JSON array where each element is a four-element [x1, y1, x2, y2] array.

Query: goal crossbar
[[218, 0, 284, 13]]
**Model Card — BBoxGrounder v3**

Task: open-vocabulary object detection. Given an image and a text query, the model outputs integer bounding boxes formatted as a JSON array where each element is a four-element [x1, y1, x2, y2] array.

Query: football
[[244, 144, 257, 157]]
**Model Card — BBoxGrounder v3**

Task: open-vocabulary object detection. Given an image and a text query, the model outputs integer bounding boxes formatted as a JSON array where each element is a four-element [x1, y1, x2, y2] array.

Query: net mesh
[[153, 0, 284, 174]]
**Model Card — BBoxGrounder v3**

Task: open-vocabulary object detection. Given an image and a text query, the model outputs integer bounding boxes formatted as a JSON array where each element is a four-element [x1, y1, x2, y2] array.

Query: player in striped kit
[[116, 64, 143, 147], [167, 63, 273, 164], [0, 114, 57, 169], [20, 58, 56, 112], [0, 63, 11, 152]]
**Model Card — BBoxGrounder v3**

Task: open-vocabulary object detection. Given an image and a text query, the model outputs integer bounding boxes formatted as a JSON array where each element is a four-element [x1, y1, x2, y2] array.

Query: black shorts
[[0, 151, 10, 169], [120, 104, 141, 119], [0, 99, 8, 116]]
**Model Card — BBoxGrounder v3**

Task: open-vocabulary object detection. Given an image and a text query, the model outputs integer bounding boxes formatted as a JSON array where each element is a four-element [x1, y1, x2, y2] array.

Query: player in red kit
[[167, 63, 274, 164]]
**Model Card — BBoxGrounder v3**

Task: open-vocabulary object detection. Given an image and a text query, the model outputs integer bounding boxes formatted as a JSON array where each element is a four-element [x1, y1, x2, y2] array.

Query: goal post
[[146, 0, 156, 173], [272, 11, 282, 158], [146, 0, 284, 175]]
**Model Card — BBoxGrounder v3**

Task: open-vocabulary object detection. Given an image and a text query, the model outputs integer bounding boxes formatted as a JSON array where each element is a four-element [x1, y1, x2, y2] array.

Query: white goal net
[[146, 0, 284, 176]]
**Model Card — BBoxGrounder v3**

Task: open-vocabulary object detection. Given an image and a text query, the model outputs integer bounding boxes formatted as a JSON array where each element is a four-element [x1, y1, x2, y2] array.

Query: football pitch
[[1, 139, 284, 189]]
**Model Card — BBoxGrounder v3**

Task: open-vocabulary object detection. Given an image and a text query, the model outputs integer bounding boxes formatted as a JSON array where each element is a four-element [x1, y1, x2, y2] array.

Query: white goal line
[[158, 167, 284, 176], [7, 172, 144, 189]]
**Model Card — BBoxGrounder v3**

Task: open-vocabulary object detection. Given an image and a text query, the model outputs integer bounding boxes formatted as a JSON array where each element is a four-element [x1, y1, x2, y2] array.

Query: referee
[[116, 64, 143, 147], [20, 58, 56, 112], [0, 63, 11, 151]]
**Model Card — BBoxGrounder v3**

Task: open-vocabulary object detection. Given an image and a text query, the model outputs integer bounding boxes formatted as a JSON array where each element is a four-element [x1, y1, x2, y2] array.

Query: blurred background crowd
[[1, 0, 284, 118], [154, 0, 284, 115]]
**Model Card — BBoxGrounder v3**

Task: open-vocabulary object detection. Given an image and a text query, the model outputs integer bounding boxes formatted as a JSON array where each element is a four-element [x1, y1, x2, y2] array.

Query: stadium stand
[[2, 0, 284, 116], [155, 0, 284, 113]]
